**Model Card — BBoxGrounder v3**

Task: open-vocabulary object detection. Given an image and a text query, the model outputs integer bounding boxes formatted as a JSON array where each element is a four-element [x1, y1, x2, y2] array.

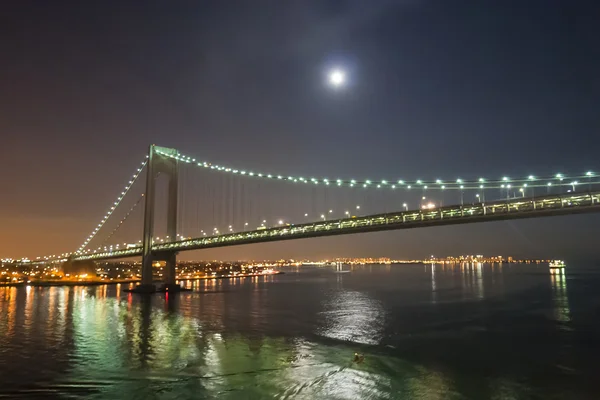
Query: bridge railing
[[151, 191, 600, 251], [71, 191, 600, 261]]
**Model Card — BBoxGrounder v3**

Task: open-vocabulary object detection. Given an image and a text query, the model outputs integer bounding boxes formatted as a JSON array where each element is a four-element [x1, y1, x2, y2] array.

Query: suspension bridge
[[8, 145, 600, 293]]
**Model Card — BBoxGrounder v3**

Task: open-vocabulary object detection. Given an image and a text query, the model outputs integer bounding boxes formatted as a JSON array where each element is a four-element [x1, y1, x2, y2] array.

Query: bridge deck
[[70, 191, 600, 262]]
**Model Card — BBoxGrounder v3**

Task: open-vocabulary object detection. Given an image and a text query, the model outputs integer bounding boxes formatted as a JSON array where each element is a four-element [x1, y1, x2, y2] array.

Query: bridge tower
[[134, 145, 180, 293]]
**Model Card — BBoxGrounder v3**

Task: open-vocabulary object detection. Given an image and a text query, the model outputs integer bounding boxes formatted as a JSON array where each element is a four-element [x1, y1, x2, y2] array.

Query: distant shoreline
[[0, 271, 283, 288]]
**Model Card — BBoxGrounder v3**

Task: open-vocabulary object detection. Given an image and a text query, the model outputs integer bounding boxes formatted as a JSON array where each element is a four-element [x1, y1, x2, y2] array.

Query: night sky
[[2, 0, 599, 261]]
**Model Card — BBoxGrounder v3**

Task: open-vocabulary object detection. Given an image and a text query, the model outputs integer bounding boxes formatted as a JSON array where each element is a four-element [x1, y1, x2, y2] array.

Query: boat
[[549, 260, 566, 269]]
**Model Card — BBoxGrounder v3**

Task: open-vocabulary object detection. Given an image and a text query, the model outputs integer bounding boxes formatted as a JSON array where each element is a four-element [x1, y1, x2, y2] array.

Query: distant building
[[61, 260, 97, 276]]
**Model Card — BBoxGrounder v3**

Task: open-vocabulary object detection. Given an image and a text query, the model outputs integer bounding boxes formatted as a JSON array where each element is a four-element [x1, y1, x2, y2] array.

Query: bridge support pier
[[155, 250, 185, 292], [131, 250, 183, 293], [129, 145, 189, 294]]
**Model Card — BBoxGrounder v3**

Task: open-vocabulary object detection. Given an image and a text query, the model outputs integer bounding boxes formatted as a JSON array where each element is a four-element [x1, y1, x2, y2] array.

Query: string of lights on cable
[[75, 158, 148, 254], [157, 150, 597, 190], [93, 193, 145, 250]]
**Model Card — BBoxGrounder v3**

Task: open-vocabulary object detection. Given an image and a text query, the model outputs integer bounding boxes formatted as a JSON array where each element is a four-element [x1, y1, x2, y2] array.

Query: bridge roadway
[[71, 191, 600, 262]]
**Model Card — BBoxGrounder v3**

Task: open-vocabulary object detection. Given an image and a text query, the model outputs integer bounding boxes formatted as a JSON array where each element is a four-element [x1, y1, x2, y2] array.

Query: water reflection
[[550, 268, 570, 323], [318, 290, 385, 345], [431, 263, 437, 304], [0, 265, 597, 398], [1, 287, 17, 338], [423, 262, 500, 305]]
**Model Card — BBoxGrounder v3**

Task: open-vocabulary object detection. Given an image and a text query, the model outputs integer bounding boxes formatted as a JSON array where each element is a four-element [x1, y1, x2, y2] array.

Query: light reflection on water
[[0, 263, 599, 399], [318, 290, 385, 345], [550, 268, 570, 323]]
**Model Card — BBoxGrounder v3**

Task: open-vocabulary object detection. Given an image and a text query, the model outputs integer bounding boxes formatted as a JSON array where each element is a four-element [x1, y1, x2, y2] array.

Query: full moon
[[328, 69, 346, 87]]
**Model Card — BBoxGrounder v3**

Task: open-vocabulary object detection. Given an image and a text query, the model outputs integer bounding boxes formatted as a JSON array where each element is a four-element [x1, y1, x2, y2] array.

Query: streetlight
[[477, 184, 486, 202], [519, 188, 525, 198], [244, 222, 248, 231], [556, 174, 564, 193], [402, 203, 408, 211], [278, 220, 284, 225], [586, 171, 594, 191], [571, 181, 578, 192], [345, 211, 350, 218], [440, 185, 446, 206], [320, 214, 326, 221], [475, 194, 480, 202]]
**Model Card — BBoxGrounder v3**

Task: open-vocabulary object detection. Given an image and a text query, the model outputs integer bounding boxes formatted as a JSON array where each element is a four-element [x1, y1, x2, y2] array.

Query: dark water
[[1, 263, 600, 399]]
